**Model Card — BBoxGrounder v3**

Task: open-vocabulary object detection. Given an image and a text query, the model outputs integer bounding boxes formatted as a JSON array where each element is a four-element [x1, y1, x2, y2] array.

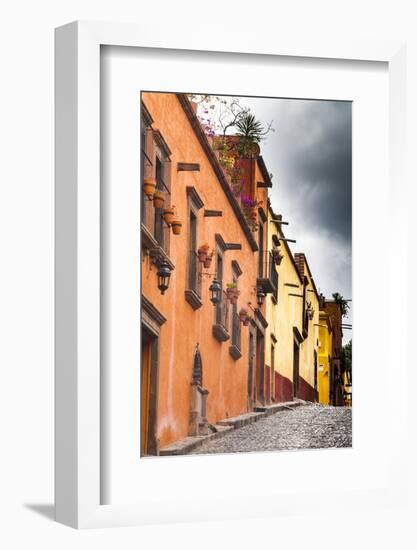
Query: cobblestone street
[[190, 404, 352, 455]]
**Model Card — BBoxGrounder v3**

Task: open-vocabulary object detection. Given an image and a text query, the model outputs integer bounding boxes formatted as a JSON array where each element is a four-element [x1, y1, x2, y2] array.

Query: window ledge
[[185, 289, 203, 310], [229, 345, 242, 360], [212, 324, 230, 342], [141, 223, 175, 270]]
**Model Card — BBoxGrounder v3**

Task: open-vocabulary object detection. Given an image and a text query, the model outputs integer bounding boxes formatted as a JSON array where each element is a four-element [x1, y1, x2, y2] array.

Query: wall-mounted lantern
[[256, 287, 266, 307], [157, 261, 172, 295], [209, 278, 221, 305]]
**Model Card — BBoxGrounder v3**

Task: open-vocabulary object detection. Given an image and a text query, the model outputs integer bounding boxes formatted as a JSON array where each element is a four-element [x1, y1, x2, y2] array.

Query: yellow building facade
[[318, 310, 333, 405], [296, 254, 320, 401], [265, 206, 319, 402]]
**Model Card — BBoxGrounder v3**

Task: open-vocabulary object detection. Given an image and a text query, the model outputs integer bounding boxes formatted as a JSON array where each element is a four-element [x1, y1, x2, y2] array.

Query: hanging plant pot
[[153, 190, 165, 209], [198, 250, 207, 263], [143, 177, 156, 199], [272, 250, 284, 266], [171, 220, 182, 235], [203, 254, 213, 269], [226, 286, 239, 304], [243, 317, 250, 327], [163, 206, 176, 225], [239, 308, 248, 323], [197, 244, 210, 263]]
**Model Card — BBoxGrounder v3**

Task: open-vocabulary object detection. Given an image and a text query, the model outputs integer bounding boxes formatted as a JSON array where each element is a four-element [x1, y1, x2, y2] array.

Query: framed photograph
[[55, 21, 407, 528]]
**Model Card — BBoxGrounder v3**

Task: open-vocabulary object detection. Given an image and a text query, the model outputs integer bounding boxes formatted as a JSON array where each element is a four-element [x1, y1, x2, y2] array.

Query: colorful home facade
[[141, 92, 273, 455], [324, 300, 346, 406], [318, 308, 333, 405], [140, 92, 350, 455], [264, 209, 320, 404]]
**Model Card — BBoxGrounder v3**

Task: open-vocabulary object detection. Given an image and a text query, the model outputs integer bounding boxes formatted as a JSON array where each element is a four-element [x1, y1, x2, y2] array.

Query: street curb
[[159, 400, 308, 456], [159, 425, 233, 456]]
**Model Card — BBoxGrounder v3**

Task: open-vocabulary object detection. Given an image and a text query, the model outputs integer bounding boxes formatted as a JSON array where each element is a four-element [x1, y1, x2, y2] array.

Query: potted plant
[[243, 315, 251, 327], [272, 246, 284, 266], [143, 177, 156, 199], [153, 189, 165, 209], [226, 283, 240, 304], [239, 308, 248, 323], [197, 243, 210, 263], [163, 205, 176, 225], [203, 251, 213, 269], [171, 219, 182, 235]]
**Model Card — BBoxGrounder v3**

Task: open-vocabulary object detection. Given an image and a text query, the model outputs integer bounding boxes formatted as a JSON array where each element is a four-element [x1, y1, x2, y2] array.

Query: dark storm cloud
[[270, 100, 352, 243]]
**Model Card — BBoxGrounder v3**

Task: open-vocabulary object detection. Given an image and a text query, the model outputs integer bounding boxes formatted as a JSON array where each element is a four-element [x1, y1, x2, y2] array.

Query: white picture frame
[[55, 21, 407, 529]]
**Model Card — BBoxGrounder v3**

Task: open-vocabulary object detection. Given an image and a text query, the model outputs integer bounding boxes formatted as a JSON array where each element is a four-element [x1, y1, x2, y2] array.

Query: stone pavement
[[190, 403, 352, 455]]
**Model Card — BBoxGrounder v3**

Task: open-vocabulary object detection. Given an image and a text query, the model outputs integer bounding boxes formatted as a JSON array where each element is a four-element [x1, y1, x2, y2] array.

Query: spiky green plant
[[235, 113, 265, 143], [332, 292, 350, 317]]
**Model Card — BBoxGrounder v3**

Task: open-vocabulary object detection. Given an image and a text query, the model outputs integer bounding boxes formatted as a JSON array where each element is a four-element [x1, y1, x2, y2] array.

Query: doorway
[[255, 330, 265, 405], [141, 326, 158, 456], [293, 338, 300, 398], [247, 330, 255, 408]]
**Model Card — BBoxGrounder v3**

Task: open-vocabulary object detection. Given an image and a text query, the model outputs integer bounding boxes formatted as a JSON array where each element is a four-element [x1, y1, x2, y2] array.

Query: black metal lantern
[[256, 287, 266, 307], [209, 278, 221, 305], [157, 261, 171, 295]]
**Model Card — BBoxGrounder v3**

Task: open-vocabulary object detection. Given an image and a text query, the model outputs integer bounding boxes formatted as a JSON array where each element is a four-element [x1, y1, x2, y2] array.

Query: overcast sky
[[235, 96, 352, 339]]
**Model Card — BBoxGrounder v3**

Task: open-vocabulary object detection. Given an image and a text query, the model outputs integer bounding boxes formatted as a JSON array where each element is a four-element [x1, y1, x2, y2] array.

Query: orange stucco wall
[[141, 93, 268, 448]]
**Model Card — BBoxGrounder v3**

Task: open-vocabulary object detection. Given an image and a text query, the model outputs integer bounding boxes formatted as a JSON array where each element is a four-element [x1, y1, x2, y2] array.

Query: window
[[154, 157, 165, 248], [140, 117, 154, 229], [184, 186, 204, 310], [140, 107, 172, 253], [188, 209, 198, 293], [215, 252, 224, 325], [229, 268, 241, 359], [258, 221, 264, 277], [212, 250, 230, 342]]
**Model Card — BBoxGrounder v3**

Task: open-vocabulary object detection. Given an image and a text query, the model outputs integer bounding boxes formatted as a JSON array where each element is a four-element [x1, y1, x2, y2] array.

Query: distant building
[[324, 300, 345, 406], [318, 307, 333, 404], [264, 208, 319, 403]]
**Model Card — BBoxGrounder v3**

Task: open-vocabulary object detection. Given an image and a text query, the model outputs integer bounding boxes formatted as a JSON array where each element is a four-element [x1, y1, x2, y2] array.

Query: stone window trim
[[229, 262, 242, 360], [141, 294, 167, 336], [184, 186, 204, 310], [212, 245, 230, 343]]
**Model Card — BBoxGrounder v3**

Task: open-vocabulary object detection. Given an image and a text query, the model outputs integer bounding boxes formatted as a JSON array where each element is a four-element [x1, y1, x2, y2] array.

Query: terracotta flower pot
[[226, 287, 239, 303], [153, 190, 165, 209], [197, 245, 210, 263], [198, 250, 207, 263], [226, 288, 234, 301], [203, 255, 213, 269], [171, 221, 182, 235], [143, 177, 156, 198], [163, 207, 176, 225], [239, 309, 248, 323]]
